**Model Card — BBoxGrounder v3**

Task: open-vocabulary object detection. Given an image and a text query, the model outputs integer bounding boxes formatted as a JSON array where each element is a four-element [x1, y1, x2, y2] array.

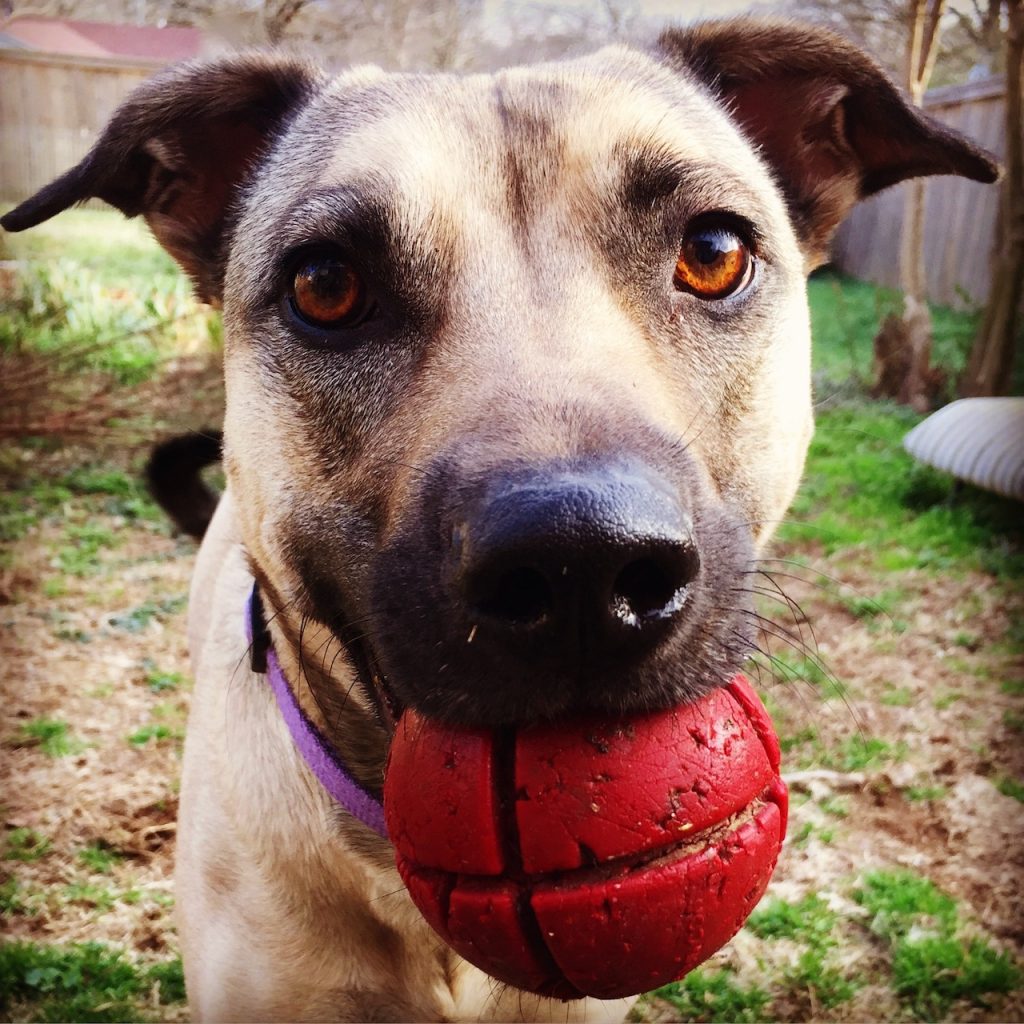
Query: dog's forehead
[[281, 47, 777, 226]]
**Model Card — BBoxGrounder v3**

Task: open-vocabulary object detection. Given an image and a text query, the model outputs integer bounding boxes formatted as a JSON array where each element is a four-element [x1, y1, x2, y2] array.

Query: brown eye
[[291, 254, 366, 327], [674, 226, 752, 299]]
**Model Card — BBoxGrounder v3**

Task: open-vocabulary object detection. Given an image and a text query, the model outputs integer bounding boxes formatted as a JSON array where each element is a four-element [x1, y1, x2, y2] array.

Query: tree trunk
[[872, 0, 947, 411], [896, 176, 936, 411], [961, 0, 1024, 397]]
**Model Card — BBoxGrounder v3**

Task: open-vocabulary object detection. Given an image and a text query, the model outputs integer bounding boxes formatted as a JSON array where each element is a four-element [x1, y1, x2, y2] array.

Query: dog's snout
[[457, 466, 699, 662]]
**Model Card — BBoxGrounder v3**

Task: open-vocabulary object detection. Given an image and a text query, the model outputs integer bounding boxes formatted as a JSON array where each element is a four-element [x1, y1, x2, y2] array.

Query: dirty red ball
[[383, 675, 788, 1001]]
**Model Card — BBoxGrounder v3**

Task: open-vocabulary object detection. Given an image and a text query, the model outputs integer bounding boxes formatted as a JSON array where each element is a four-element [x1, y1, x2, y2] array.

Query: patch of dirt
[[0, 359, 219, 976], [1, 511, 193, 957]]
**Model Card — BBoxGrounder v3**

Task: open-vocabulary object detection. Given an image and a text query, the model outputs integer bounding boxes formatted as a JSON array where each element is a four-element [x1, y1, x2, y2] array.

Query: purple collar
[[247, 584, 388, 837]]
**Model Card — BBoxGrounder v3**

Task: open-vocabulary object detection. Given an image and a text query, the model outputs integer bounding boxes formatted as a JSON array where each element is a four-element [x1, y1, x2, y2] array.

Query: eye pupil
[[306, 260, 346, 293], [691, 233, 728, 265], [292, 254, 364, 327]]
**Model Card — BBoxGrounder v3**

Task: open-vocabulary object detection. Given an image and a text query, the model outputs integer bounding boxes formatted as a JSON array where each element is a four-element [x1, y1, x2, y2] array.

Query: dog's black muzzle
[[369, 452, 755, 725]]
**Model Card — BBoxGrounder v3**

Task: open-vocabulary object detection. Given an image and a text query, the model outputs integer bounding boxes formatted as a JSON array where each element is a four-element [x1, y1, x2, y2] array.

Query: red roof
[[1, 16, 202, 63]]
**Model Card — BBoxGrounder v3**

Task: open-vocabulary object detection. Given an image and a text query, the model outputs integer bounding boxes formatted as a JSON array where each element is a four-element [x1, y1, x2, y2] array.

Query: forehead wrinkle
[[271, 184, 392, 252], [557, 75, 714, 168], [619, 152, 780, 225]]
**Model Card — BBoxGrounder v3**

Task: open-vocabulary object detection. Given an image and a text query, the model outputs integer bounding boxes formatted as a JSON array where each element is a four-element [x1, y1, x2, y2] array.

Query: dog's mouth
[[342, 627, 404, 731], [263, 575, 406, 736], [337, 602, 756, 733]]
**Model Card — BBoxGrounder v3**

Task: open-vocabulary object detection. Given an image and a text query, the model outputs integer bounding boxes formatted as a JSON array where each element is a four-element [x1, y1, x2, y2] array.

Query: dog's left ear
[[657, 19, 1000, 267], [1, 54, 322, 303]]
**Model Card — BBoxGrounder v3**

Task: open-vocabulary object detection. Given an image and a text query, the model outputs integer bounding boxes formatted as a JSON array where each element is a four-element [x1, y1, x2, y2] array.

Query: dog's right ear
[[0, 55, 322, 303], [657, 19, 999, 269]]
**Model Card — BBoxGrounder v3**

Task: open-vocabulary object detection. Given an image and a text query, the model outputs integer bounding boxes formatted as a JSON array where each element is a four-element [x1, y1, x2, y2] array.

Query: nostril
[[612, 551, 698, 624], [612, 559, 676, 621], [477, 566, 553, 625]]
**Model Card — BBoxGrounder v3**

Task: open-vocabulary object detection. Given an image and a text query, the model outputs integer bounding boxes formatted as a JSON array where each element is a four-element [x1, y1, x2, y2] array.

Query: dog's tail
[[145, 431, 223, 539]]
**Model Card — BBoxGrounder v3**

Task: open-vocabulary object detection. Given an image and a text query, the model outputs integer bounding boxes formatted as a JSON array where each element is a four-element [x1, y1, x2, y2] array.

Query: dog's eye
[[674, 226, 752, 299], [290, 254, 367, 328]]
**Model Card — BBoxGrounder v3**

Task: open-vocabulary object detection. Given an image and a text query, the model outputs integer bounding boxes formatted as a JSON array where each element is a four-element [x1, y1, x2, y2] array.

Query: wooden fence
[[0, 48, 160, 206], [831, 77, 1007, 310]]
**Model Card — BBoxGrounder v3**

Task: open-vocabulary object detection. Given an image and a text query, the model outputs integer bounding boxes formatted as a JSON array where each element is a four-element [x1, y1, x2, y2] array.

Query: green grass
[[891, 938, 1020, 1020], [995, 776, 1024, 803], [807, 271, 981, 397], [56, 524, 117, 577], [774, 272, 1024, 581], [108, 595, 187, 634], [750, 649, 850, 707], [840, 587, 907, 622], [953, 631, 981, 651], [0, 940, 184, 1022], [854, 870, 1020, 1019], [2, 209, 181, 288], [1, 208, 219, 387], [654, 968, 770, 1023], [77, 844, 122, 875], [779, 403, 1024, 577], [779, 724, 819, 756], [60, 467, 163, 522], [144, 667, 184, 693], [1003, 711, 1024, 733], [1, 877, 28, 915], [4, 829, 52, 863], [834, 736, 903, 771], [0, 482, 71, 543], [126, 724, 180, 746], [126, 699, 186, 747], [62, 882, 119, 914], [791, 820, 836, 846], [0, 465, 162, 547], [747, 893, 856, 1008], [54, 626, 92, 644], [880, 685, 914, 707], [17, 719, 83, 758], [819, 796, 850, 818], [905, 785, 947, 802], [783, 732, 904, 773], [61, 882, 148, 913]]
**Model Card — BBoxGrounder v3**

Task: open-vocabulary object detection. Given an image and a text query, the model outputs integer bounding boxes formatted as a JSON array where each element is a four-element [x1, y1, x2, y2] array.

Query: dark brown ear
[[657, 19, 1000, 267], [0, 54, 322, 303]]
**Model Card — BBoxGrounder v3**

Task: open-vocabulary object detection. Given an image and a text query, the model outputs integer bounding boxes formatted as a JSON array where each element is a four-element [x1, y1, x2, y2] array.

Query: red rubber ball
[[383, 675, 788, 1000]]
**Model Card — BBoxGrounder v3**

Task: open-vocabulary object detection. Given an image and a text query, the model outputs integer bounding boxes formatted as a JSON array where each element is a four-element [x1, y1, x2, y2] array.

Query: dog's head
[[3, 20, 996, 726]]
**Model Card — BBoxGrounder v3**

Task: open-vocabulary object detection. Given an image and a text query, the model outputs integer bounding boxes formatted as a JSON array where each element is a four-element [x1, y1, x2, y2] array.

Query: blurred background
[[0, 0, 1010, 76], [0, 2, 1021, 1023]]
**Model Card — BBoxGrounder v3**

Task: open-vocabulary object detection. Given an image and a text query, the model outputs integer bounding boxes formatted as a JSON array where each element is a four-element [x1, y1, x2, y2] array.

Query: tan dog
[[2, 19, 996, 1022]]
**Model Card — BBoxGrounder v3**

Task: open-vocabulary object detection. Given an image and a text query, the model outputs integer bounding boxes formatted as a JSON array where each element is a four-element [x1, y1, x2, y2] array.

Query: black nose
[[455, 465, 700, 665]]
